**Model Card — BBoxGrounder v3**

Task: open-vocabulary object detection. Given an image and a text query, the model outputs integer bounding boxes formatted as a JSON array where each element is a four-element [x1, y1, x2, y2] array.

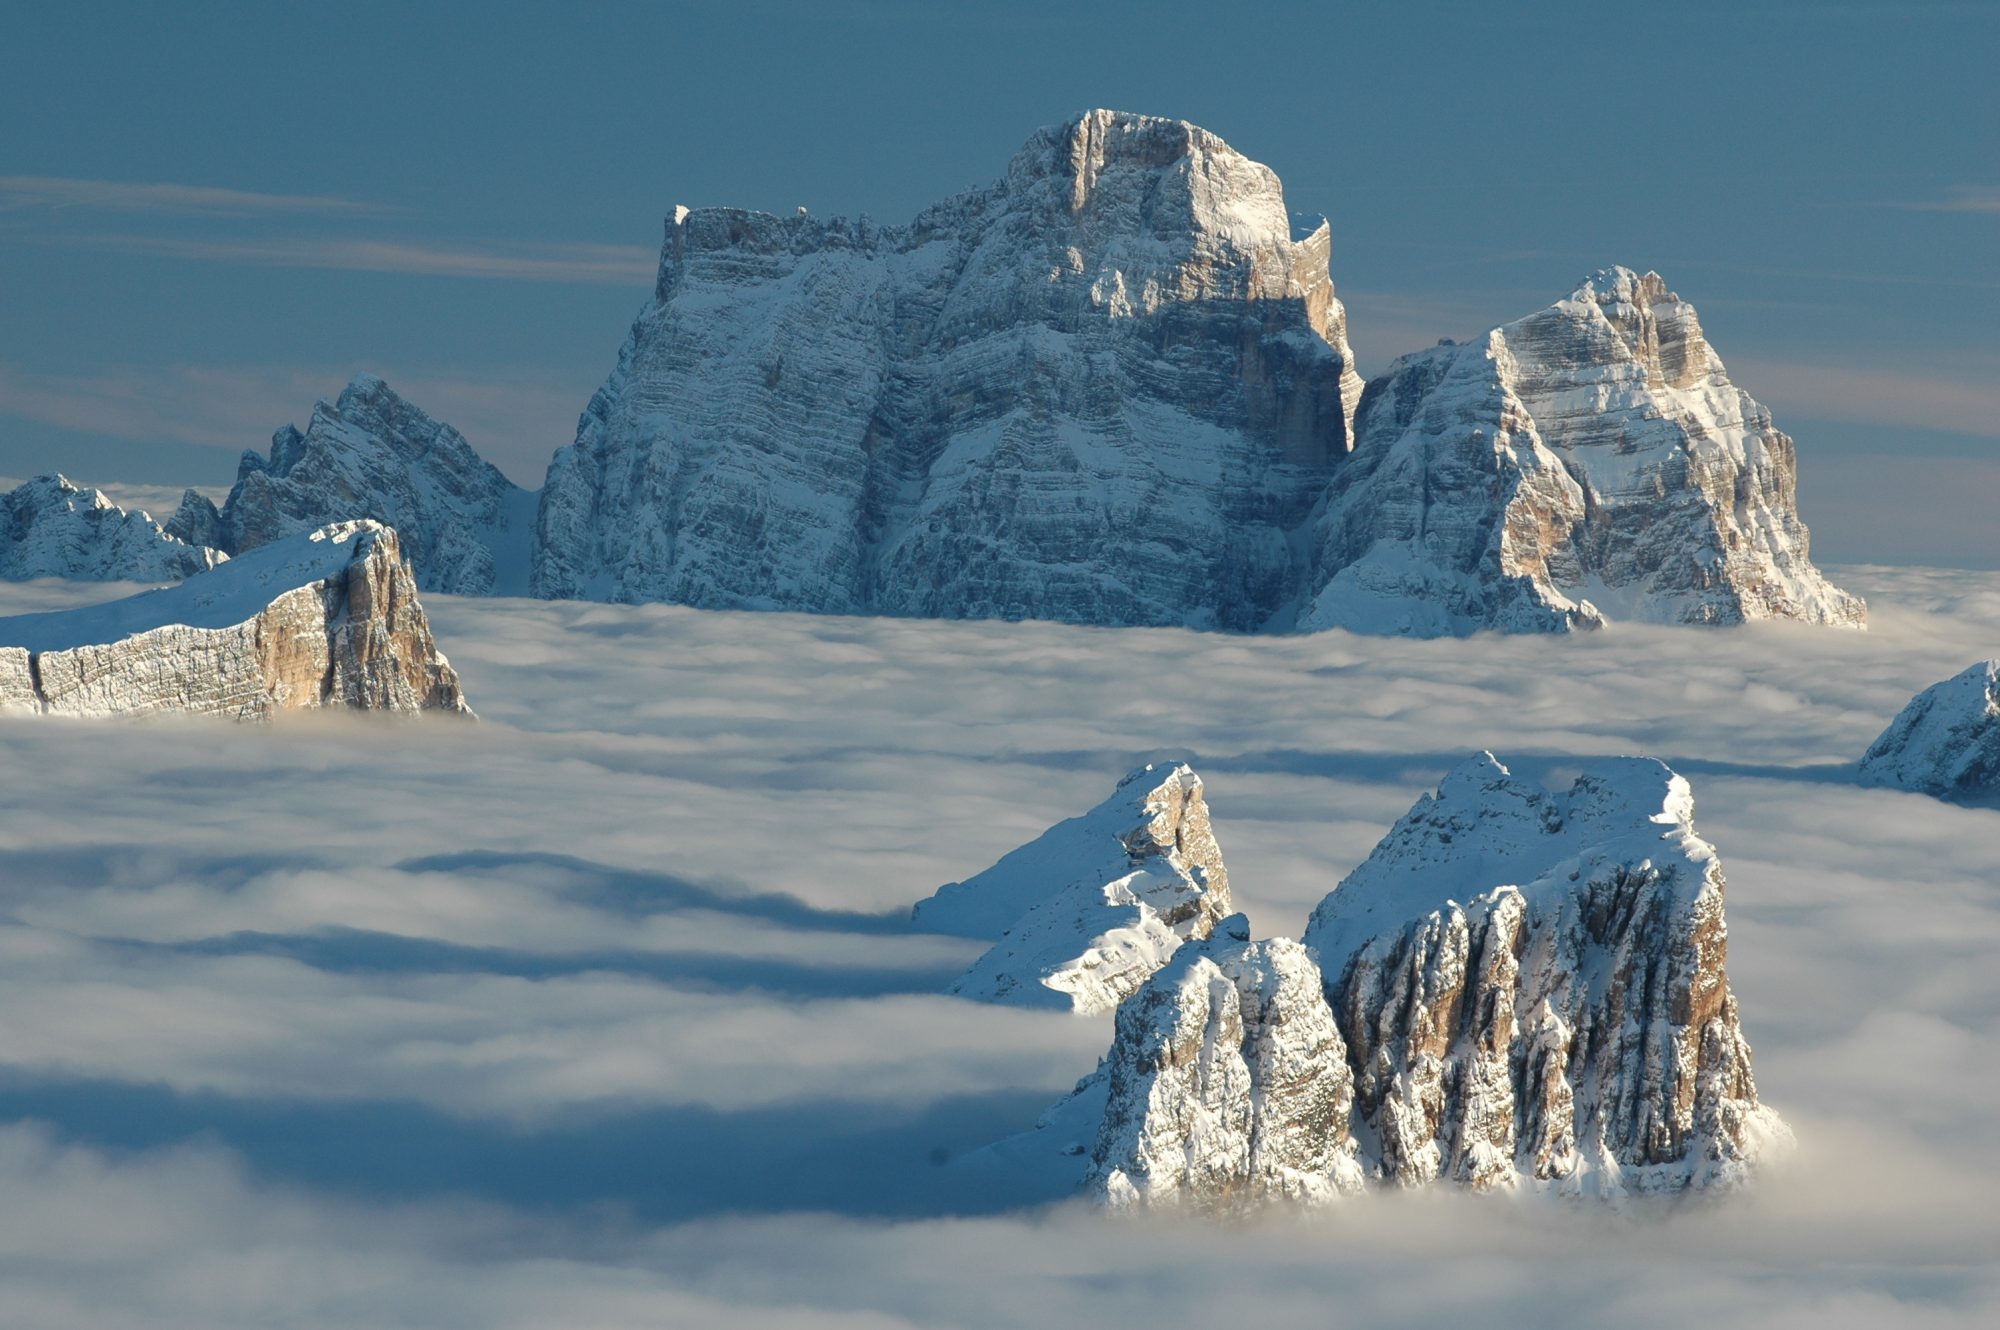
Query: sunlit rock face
[[0, 521, 471, 720], [1, 474, 223, 582], [171, 375, 537, 596], [1858, 659, 2000, 802], [916, 761, 1233, 1014], [1035, 756, 1788, 1211], [1304, 268, 1865, 635], [1301, 754, 1787, 1196], [532, 108, 1364, 629], [1087, 917, 1366, 1212]]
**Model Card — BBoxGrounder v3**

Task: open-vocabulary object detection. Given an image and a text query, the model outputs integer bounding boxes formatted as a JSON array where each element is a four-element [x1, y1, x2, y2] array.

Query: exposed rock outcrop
[[1087, 915, 1365, 1211], [1303, 269, 1865, 634], [1006, 756, 1788, 1209], [1, 474, 223, 582], [533, 109, 1363, 627], [1857, 660, 2000, 801], [171, 375, 536, 596], [0, 520, 471, 719], [915, 761, 1233, 1013]]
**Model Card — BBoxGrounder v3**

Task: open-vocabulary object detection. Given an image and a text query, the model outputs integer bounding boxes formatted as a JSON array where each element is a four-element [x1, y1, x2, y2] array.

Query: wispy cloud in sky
[[74, 233, 658, 286], [1882, 185, 2000, 214], [0, 174, 382, 216]]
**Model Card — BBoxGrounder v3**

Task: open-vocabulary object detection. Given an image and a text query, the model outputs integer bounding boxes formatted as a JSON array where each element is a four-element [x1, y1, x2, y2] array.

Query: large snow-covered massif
[[0, 561, 1995, 1326], [532, 109, 1363, 625], [1305, 268, 1865, 634], [1, 473, 223, 581], [170, 375, 538, 596], [915, 761, 1233, 1012], [0, 520, 470, 718], [1857, 659, 2000, 801]]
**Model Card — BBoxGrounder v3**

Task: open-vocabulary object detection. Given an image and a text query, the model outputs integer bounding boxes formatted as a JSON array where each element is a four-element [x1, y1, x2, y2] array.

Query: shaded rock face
[[0, 521, 471, 720], [1304, 269, 1864, 634], [915, 761, 1233, 1013], [1, 475, 223, 582], [1301, 754, 1786, 1196], [1087, 917, 1365, 1211], [172, 375, 537, 596], [1858, 660, 2000, 801], [533, 109, 1364, 629]]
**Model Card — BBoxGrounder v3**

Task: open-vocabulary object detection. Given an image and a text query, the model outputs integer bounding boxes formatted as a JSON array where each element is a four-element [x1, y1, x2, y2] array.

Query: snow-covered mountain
[[0, 520, 470, 719], [532, 109, 1364, 626], [914, 761, 1233, 1013], [1, 474, 223, 582], [1305, 268, 1865, 634], [170, 375, 537, 596], [1858, 660, 2000, 801], [1001, 755, 1788, 1208]]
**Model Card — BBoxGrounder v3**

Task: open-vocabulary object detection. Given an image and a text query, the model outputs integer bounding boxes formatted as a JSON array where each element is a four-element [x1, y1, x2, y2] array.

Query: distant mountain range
[[4, 109, 1863, 635]]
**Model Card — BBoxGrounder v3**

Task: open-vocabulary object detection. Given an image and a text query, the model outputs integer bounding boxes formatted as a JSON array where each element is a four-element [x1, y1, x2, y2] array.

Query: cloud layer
[[0, 564, 1997, 1323]]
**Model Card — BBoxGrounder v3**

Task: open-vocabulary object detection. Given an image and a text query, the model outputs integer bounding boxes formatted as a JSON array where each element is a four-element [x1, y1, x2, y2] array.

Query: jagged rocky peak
[[178, 374, 537, 597], [914, 760, 1234, 1013], [1087, 914, 1366, 1211], [1302, 753, 1788, 1196], [534, 109, 1363, 627], [1304, 265, 1865, 635], [0, 520, 471, 720], [1858, 660, 2000, 802], [1, 473, 223, 582]]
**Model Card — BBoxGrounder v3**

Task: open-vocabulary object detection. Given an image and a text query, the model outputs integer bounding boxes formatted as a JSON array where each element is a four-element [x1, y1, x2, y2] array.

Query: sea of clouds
[[0, 564, 1996, 1328]]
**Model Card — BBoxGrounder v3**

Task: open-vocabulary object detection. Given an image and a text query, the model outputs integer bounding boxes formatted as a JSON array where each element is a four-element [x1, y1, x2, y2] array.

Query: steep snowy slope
[[915, 761, 1233, 1013], [1, 474, 223, 582], [1858, 659, 2000, 801], [1304, 268, 1864, 634], [0, 520, 470, 719], [172, 375, 537, 595], [533, 109, 1363, 627]]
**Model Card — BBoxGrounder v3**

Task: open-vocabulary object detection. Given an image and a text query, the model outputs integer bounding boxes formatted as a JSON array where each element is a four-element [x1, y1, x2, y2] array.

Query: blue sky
[[2, 0, 1994, 564]]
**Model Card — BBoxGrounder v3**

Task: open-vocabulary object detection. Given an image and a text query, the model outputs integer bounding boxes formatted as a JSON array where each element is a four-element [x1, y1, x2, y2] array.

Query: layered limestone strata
[[0, 521, 471, 720], [915, 761, 1233, 1013], [1857, 660, 2000, 801], [171, 374, 537, 596], [1006, 756, 1786, 1208], [1304, 268, 1865, 634], [1, 474, 223, 582], [533, 109, 1363, 627]]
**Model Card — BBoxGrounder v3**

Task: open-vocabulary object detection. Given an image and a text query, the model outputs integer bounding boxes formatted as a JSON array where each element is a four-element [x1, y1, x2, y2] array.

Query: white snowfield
[[915, 761, 1233, 1013], [1857, 658, 2000, 801], [1005, 754, 1788, 1209], [0, 521, 471, 719]]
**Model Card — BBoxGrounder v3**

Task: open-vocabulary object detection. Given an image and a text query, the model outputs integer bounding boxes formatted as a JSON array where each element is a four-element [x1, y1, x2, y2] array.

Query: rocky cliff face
[[1087, 915, 1366, 1211], [1, 474, 223, 582], [1299, 754, 1787, 1196], [170, 375, 536, 596], [915, 761, 1233, 1013], [1858, 660, 2000, 801], [0, 520, 471, 720], [1016, 756, 1787, 1208], [1303, 269, 1865, 634], [533, 109, 1363, 628]]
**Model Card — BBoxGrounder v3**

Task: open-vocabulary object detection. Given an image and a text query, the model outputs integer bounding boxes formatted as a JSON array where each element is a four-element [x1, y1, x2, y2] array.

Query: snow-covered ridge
[[1306, 268, 1864, 634], [171, 374, 537, 596], [914, 761, 1233, 1013], [1858, 659, 2000, 801], [0, 521, 471, 719], [0, 473, 223, 582]]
